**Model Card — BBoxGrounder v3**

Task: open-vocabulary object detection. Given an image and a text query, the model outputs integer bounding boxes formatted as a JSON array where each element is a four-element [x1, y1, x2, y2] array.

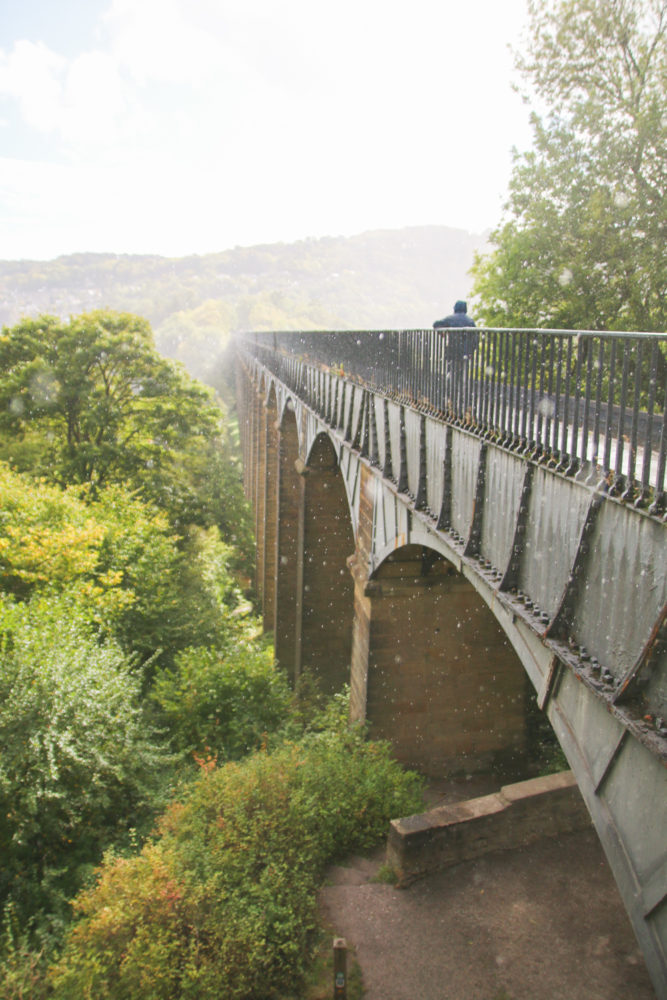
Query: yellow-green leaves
[[0, 465, 104, 593]]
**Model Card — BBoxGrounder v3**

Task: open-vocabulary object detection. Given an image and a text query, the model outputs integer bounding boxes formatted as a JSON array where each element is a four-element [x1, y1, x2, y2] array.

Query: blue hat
[[454, 300, 467, 313]]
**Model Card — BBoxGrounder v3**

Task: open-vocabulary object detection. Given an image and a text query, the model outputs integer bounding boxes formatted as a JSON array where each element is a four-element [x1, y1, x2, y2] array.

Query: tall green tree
[[0, 310, 249, 534], [0, 593, 171, 935], [472, 0, 667, 331]]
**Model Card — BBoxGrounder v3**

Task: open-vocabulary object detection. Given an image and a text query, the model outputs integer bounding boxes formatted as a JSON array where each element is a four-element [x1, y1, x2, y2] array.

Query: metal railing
[[236, 328, 667, 514]]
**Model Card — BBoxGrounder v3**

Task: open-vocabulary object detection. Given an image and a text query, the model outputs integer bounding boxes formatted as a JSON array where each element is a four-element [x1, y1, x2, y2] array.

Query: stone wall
[[387, 771, 592, 885]]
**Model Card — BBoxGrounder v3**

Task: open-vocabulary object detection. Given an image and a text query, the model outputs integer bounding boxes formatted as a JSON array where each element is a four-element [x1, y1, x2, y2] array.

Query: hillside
[[0, 226, 488, 379]]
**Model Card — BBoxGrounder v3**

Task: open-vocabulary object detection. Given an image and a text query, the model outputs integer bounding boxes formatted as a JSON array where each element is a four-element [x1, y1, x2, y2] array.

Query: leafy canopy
[[472, 0, 667, 331], [0, 310, 235, 528], [151, 642, 291, 760], [0, 594, 170, 936], [0, 464, 104, 599], [0, 462, 255, 669]]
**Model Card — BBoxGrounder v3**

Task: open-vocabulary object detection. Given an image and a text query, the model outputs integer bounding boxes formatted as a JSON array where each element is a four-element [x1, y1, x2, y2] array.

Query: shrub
[[50, 722, 424, 999], [82, 494, 254, 671], [0, 917, 52, 1000], [151, 641, 291, 759]]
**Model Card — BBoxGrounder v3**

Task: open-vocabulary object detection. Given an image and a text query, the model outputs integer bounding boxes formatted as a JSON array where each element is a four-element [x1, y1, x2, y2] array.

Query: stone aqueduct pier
[[234, 328, 667, 996]]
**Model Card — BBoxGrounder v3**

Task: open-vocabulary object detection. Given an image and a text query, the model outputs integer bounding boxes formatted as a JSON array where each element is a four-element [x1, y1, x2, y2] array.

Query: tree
[[472, 0, 667, 332], [151, 641, 291, 760], [0, 463, 255, 669], [0, 593, 170, 935], [0, 310, 239, 529], [0, 463, 104, 600]]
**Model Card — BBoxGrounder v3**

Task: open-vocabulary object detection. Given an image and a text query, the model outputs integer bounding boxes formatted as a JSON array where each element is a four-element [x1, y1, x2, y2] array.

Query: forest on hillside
[[0, 226, 486, 381]]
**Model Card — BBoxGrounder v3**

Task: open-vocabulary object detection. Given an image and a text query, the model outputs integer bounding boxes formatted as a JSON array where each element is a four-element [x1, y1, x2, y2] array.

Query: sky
[[0, 0, 534, 261]]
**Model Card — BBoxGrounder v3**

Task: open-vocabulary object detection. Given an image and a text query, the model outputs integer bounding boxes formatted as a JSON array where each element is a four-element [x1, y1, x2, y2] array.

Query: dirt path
[[318, 791, 656, 1000]]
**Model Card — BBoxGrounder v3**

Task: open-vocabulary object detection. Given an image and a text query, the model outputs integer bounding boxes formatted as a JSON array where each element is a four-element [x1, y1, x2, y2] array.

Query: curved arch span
[[305, 429, 357, 537], [300, 432, 356, 694], [362, 543, 528, 778]]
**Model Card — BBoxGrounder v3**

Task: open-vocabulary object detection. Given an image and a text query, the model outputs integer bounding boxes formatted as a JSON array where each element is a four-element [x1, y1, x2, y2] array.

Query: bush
[[85, 494, 255, 671], [50, 723, 424, 999], [0, 918, 52, 1000], [151, 641, 291, 759], [0, 593, 171, 939]]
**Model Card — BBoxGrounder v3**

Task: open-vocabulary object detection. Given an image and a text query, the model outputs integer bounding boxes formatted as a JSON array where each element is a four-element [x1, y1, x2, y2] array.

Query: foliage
[[0, 304, 290, 992], [472, 0, 667, 333], [0, 464, 104, 599], [372, 863, 400, 886], [278, 679, 359, 747], [0, 460, 257, 670], [0, 310, 246, 532], [151, 641, 291, 760], [95, 513, 255, 670], [0, 921, 52, 1000], [0, 593, 171, 940], [82, 485, 186, 660], [168, 432, 254, 574], [50, 722, 424, 999]]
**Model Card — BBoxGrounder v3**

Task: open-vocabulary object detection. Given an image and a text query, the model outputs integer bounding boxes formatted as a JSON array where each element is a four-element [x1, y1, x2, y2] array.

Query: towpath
[[318, 779, 656, 1000]]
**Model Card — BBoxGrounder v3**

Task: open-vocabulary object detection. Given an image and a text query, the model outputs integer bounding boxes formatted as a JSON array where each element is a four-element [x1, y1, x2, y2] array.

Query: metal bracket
[[463, 441, 488, 558], [547, 491, 604, 640], [500, 461, 534, 592]]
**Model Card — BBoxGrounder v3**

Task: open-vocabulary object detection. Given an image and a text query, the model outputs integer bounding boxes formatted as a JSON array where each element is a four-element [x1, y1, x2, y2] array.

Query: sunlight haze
[[0, 0, 532, 260]]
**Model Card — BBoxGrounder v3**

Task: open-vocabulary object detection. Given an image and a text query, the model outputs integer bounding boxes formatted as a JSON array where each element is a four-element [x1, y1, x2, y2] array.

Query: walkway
[[318, 782, 656, 1000]]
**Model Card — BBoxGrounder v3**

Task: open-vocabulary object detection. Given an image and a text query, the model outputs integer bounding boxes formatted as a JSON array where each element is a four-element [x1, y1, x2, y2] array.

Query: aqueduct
[[235, 327, 667, 996]]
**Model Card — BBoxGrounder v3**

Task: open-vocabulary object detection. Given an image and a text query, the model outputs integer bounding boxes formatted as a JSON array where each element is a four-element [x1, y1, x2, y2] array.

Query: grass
[[290, 924, 364, 1000], [371, 862, 399, 886]]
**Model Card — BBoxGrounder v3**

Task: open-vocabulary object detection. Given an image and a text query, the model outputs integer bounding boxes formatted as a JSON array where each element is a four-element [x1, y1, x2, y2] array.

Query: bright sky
[[0, 0, 533, 261]]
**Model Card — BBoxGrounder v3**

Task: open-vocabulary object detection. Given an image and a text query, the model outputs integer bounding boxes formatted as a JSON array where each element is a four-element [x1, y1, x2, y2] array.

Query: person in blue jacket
[[433, 300, 478, 361], [434, 300, 476, 329]]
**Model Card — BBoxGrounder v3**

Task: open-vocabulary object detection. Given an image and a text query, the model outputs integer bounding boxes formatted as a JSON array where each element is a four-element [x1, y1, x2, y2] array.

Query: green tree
[[0, 310, 240, 529], [472, 0, 667, 332], [151, 641, 290, 760], [0, 463, 254, 670], [0, 594, 170, 937], [0, 463, 104, 600], [96, 519, 257, 671]]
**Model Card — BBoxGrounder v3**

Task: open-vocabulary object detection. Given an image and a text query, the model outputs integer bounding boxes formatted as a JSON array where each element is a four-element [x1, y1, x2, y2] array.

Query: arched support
[[300, 433, 355, 694], [351, 543, 528, 777], [273, 407, 301, 680]]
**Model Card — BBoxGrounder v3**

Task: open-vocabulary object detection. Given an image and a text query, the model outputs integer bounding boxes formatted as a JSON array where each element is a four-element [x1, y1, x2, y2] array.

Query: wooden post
[[333, 937, 347, 999]]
